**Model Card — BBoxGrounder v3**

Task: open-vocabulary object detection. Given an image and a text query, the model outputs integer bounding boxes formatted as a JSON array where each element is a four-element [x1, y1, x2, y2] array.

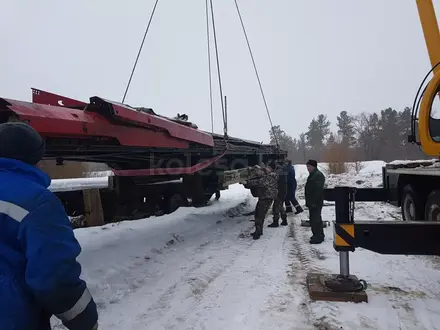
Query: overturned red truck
[[0, 89, 285, 224]]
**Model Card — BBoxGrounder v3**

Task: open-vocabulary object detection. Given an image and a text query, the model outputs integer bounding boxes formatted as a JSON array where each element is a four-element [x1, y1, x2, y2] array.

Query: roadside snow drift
[[51, 161, 440, 330]]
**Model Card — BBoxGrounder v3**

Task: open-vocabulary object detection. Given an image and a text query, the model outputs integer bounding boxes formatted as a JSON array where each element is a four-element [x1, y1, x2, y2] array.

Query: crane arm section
[[413, 0, 440, 156], [416, 0, 440, 76]]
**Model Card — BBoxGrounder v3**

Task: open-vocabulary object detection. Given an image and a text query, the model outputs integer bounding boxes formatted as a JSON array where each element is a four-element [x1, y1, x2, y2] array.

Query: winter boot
[[252, 224, 263, 240], [309, 236, 324, 244], [295, 206, 304, 215], [268, 220, 279, 228], [280, 218, 288, 226], [285, 205, 293, 213]]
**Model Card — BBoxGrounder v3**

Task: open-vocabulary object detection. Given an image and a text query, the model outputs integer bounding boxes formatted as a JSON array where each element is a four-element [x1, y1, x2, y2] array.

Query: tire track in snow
[[134, 225, 266, 329], [287, 218, 337, 330], [139, 236, 255, 325], [105, 214, 308, 330], [95, 212, 259, 329], [255, 217, 317, 330]]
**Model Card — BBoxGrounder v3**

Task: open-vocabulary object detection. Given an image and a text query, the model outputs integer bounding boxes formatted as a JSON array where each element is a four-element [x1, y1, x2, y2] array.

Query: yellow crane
[[416, 0, 440, 154], [308, 0, 440, 304]]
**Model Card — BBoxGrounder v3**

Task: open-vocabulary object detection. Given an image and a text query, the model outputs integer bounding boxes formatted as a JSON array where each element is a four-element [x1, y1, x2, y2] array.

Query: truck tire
[[425, 190, 440, 221], [164, 193, 187, 214], [401, 184, 424, 221]]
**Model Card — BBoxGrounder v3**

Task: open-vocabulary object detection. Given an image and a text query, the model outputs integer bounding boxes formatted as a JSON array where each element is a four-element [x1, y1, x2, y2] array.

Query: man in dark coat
[[284, 160, 304, 214], [268, 162, 288, 227], [244, 165, 278, 240], [305, 159, 325, 244], [0, 122, 98, 330]]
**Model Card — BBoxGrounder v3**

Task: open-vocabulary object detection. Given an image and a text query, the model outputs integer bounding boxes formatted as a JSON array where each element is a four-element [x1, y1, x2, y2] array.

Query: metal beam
[[324, 187, 389, 202], [353, 220, 440, 255]]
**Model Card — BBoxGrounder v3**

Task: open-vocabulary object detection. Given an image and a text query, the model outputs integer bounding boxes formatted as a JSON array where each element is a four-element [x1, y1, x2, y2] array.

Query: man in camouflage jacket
[[268, 163, 288, 227], [244, 165, 278, 240]]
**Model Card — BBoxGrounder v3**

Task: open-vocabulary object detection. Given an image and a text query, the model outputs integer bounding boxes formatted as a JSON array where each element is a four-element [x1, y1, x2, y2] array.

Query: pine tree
[[337, 111, 356, 147]]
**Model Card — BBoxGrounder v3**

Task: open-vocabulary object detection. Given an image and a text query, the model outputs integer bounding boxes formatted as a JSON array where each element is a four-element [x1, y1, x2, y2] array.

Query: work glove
[[92, 323, 98, 330]]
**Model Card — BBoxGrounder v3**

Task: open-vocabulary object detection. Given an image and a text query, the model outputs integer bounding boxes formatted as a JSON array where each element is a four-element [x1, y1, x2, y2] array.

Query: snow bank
[[388, 159, 437, 165], [294, 160, 386, 190], [75, 183, 250, 248]]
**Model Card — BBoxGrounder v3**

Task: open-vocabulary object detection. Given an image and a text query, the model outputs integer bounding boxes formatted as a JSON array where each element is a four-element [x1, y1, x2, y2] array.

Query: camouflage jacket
[[245, 171, 278, 200]]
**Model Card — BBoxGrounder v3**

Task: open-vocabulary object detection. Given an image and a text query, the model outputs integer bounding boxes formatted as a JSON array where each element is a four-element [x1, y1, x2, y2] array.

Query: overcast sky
[[1, 0, 440, 142]]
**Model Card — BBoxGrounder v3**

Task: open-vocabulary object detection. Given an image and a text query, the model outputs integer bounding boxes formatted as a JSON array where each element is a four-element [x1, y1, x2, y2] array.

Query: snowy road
[[69, 188, 315, 330], [52, 162, 440, 329]]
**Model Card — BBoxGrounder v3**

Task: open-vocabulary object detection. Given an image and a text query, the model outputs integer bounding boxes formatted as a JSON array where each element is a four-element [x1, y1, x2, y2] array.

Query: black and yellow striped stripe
[[334, 223, 355, 248]]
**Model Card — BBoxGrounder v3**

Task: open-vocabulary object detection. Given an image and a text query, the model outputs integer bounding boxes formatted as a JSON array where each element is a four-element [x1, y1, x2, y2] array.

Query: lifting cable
[[233, 0, 279, 148], [209, 0, 228, 139], [205, 0, 214, 133], [122, 0, 160, 104]]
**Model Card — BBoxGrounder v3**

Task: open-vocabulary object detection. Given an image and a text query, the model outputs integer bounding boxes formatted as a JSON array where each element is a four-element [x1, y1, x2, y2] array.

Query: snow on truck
[[0, 88, 285, 224]]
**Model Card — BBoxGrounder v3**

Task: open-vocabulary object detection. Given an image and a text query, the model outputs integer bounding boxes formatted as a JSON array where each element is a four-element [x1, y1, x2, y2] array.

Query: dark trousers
[[255, 198, 273, 233], [285, 191, 300, 210], [272, 197, 287, 222], [285, 196, 300, 208], [309, 206, 324, 239]]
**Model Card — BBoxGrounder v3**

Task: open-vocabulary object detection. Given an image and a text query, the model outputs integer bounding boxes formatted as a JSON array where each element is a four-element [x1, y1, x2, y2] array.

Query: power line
[[122, 0, 160, 104], [209, 0, 227, 137], [205, 0, 214, 133], [233, 0, 278, 147]]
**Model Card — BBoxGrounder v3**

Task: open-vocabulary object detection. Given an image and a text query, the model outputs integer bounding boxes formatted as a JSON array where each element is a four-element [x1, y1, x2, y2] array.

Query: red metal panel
[[91, 98, 214, 147], [111, 152, 226, 176], [1, 98, 190, 148], [29, 89, 214, 147], [32, 88, 87, 108]]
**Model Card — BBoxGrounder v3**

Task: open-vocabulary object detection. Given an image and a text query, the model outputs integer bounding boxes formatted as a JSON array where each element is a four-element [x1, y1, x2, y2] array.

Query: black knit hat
[[0, 122, 45, 165], [306, 159, 318, 168]]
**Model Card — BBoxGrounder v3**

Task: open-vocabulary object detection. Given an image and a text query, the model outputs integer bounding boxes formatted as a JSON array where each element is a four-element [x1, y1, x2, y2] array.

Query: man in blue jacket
[[284, 160, 304, 214], [0, 122, 98, 330]]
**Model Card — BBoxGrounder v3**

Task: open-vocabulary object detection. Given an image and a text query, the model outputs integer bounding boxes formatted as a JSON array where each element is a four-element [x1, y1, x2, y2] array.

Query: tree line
[[270, 107, 428, 163]]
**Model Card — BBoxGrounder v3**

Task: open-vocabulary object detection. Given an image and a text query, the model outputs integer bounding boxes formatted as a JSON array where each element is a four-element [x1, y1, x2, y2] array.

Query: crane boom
[[412, 0, 440, 156], [416, 0, 440, 76]]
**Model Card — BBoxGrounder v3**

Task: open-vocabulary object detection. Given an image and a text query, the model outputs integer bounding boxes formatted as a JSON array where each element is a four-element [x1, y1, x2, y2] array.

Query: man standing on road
[[268, 162, 288, 227], [284, 160, 304, 215], [305, 159, 326, 244], [0, 122, 98, 330], [244, 164, 278, 240]]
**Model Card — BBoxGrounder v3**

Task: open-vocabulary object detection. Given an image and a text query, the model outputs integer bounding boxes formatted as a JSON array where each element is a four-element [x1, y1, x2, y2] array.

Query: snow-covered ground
[[52, 161, 440, 330]]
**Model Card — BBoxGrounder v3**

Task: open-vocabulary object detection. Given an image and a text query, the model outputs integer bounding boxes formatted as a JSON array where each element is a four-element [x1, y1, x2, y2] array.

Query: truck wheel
[[165, 193, 186, 214], [425, 190, 440, 221], [401, 184, 423, 221]]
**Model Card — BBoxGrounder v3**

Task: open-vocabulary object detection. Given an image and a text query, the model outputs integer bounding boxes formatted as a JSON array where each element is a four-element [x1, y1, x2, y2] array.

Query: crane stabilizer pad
[[306, 272, 368, 303]]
